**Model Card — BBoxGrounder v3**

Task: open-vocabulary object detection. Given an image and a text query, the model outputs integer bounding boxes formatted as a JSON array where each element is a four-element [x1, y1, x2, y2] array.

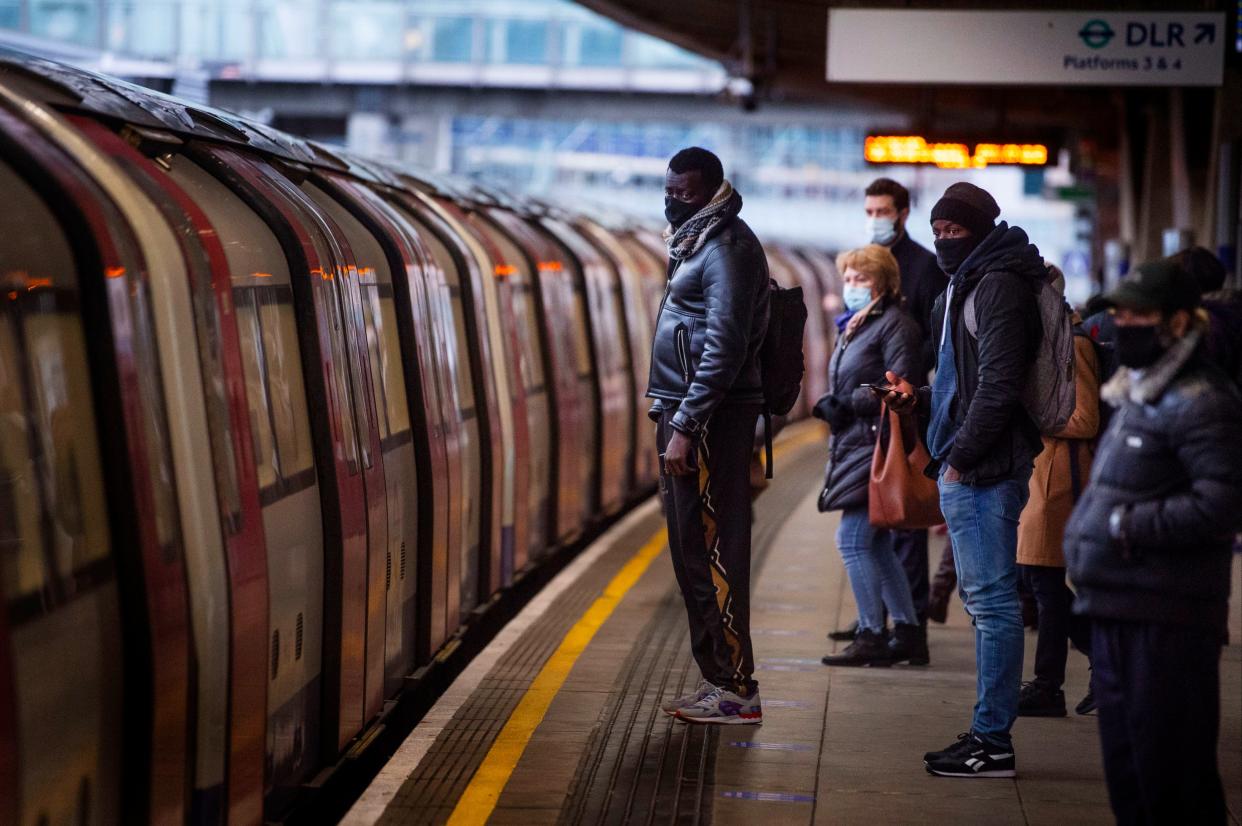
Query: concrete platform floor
[[352, 428, 1242, 826]]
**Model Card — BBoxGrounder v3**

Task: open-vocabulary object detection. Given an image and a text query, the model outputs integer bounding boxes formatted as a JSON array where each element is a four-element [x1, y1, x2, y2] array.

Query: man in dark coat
[[648, 147, 770, 725], [1064, 261, 1242, 825], [882, 182, 1045, 779]]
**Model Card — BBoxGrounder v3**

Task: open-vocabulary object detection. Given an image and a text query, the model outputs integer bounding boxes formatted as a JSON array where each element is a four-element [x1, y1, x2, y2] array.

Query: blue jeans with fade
[[836, 506, 918, 634], [938, 465, 1032, 749]]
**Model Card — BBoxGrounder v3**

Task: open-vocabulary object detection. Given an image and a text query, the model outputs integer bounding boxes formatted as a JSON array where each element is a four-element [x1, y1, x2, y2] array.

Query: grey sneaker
[[661, 679, 717, 717], [675, 686, 762, 725]]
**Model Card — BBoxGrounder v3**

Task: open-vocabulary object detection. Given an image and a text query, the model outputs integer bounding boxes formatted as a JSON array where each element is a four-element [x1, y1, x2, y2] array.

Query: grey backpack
[[963, 268, 1076, 435]]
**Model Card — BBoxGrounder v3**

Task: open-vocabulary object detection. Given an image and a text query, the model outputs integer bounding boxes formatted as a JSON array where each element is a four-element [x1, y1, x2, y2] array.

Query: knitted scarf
[[664, 180, 743, 261]]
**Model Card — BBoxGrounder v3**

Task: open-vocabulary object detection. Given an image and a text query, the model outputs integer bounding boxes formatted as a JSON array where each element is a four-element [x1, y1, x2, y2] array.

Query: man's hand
[[664, 429, 698, 475], [943, 465, 963, 484], [874, 370, 918, 414]]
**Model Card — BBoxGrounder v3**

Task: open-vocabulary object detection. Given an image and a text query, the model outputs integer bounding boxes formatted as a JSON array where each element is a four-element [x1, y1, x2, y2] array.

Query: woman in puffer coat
[[1015, 269, 1099, 717], [814, 245, 924, 668]]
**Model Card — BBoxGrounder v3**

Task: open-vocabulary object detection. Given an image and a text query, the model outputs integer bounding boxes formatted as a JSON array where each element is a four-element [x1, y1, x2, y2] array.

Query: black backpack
[[758, 279, 807, 477]]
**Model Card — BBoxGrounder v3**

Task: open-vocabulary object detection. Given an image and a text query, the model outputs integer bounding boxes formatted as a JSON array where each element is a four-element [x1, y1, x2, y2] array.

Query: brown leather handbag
[[868, 404, 943, 529]]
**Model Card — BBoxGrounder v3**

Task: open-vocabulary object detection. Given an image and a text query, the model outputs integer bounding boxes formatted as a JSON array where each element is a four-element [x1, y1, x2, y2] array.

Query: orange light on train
[[25, 277, 52, 290], [105, 266, 126, 278], [537, 261, 563, 272], [252, 271, 274, 278], [494, 264, 517, 277], [865, 135, 1049, 169]]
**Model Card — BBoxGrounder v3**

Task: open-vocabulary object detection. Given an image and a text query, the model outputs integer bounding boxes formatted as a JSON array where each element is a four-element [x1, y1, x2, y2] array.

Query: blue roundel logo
[[1079, 19, 1115, 49]]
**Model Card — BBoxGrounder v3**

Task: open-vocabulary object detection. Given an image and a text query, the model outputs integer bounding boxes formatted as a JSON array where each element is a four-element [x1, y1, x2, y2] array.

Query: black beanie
[[930, 182, 1000, 240]]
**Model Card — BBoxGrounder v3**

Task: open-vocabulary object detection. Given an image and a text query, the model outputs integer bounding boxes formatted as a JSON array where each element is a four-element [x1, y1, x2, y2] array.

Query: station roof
[[573, 0, 1227, 135]]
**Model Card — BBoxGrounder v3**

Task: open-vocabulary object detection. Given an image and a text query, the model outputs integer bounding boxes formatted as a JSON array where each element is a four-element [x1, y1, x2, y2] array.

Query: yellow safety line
[[447, 528, 667, 825], [446, 421, 825, 825]]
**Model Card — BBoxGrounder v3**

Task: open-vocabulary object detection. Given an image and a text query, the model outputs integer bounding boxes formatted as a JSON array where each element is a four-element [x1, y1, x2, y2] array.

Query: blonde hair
[[835, 244, 902, 299]]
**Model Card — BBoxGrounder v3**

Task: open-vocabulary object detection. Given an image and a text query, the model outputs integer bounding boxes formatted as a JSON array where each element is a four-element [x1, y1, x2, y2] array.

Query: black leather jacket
[[646, 217, 770, 436], [1065, 339, 1242, 632]]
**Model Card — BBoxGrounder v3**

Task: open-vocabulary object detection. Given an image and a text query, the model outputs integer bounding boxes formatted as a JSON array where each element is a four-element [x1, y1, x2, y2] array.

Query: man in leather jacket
[[648, 147, 770, 725], [1064, 261, 1242, 825]]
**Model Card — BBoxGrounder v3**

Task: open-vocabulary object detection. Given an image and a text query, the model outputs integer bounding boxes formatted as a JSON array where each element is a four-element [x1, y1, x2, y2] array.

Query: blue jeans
[[938, 466, 1031, 748], [836, 507, 918, 634]]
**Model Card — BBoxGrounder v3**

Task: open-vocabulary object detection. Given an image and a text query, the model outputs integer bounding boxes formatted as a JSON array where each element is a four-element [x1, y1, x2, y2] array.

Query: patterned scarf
[[664, 180, 743, 261]]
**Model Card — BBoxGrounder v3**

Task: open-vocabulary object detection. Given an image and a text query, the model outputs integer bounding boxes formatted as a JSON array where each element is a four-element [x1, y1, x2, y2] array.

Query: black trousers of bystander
[[892, 529, 929, 622], [1092, 618, 1227, 826], [1020, 564, 1092, 690]]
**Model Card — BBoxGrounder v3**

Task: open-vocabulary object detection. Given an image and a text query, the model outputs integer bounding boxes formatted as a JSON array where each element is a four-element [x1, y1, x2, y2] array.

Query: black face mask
[[934, 237, 978, 276], [1115, 323, 1168, 369], [665, 196, 699, 228]]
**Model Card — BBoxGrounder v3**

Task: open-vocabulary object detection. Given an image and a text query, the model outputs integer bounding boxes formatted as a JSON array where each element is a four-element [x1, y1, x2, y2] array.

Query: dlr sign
[[1125, 21, 1187, 48]]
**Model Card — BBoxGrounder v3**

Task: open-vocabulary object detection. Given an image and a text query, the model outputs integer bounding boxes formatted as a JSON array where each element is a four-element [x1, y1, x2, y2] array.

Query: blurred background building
[[0, 0, 1090, 300]]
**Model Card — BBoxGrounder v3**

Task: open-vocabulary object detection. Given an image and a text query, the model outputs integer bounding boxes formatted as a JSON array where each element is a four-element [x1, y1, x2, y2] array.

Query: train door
[[483, 210, 586, 549], [394, 189, 501, 619], [317, 173, 460, 666], [0, 132, 125, 826], [201, 147, 395, 766], [463, 209, 543, 575], [0, 100, 191, 825], [432, 197, 524, 602], [575, 220, 658, 494], [54, 112, 274, 825], [539, 217, 629, 517], [157, 149, 327, 815], [377, 193, 469, 653], [301, 177, 423, 693]]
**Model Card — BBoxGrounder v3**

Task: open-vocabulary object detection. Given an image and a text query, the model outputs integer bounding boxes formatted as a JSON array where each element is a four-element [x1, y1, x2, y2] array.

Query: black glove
[[812, 393, 855, 431]]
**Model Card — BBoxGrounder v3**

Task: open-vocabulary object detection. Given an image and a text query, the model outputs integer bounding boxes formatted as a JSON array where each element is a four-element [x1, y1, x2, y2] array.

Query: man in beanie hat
[[1064, 261, 1242, 824], [879, 182, 1047, 778]]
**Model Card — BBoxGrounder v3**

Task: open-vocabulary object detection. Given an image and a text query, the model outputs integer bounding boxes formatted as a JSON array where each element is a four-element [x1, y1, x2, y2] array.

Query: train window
[[162, 155, 316, 500], [232, 291, 278, 489], [358, 289, 390, 440], [390, 202, 476, 413], [259, 293, 314, 478], [0, 160, 111, 602], [299, 181, 413, 444]]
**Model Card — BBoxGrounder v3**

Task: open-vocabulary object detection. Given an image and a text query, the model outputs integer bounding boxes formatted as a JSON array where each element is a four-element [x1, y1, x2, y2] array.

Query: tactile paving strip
[[557, 445, 826, 826], [376, 511, 667, 825]]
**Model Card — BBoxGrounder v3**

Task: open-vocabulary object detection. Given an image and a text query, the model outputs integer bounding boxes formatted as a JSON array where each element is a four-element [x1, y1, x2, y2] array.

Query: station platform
[[342, 422, 1242, 826]]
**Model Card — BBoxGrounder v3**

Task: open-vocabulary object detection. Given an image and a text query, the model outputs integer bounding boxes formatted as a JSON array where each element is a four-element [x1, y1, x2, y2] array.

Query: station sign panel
[[827, 10, 1226, 86]]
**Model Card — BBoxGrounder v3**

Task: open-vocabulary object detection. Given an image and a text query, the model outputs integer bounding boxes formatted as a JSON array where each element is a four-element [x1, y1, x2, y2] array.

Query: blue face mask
[[866, 216, 898, 245], [843, 285, 873, 313]]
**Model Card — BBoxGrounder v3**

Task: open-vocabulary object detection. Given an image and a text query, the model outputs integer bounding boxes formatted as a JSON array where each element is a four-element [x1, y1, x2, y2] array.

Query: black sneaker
[[1017, 680, 1067, 717], [923, 732, 973, 764], [1075, 688, 1097, 715], [925, 735, 1016, 778]]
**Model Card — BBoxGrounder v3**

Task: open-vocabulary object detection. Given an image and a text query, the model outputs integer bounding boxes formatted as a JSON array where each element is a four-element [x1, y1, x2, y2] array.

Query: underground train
[[0, 53, 839, 825]]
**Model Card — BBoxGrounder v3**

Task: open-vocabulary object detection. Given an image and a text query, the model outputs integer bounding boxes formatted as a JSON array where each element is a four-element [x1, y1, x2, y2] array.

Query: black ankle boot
[[822, 629, 893, 667], [827, 618, 859, 641], [888, 622, 930, 666]]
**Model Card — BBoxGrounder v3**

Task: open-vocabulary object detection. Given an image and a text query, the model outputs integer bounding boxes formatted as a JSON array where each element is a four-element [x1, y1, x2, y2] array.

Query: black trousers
[[1019, 564, 1091, 690], [1092, 618, 1226, 826], [657, 405, 760, 695], [891, 529, 929, 621]]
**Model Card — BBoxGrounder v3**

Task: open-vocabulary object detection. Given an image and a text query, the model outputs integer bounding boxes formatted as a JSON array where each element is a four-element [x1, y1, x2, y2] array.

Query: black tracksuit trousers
[[657, 404, 760, 695]]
